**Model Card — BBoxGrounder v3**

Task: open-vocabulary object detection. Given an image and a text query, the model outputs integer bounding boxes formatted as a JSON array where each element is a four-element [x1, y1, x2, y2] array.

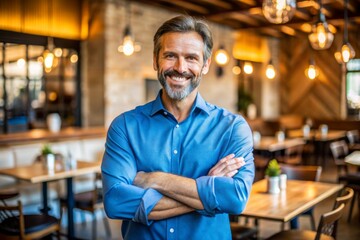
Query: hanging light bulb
[[308, 1, 334, 50], [335, 0, 356, 63], [243, 62, 253, 74], [118, 2, 141, 56], [340, 43, 355, 63], [305, 59, 319, 80], [214, 45, 229, 66], [262, 0, 296, 24], [266, 60, 276, 79], [43, 37, 55, 73], [118, 25, 141, 56]]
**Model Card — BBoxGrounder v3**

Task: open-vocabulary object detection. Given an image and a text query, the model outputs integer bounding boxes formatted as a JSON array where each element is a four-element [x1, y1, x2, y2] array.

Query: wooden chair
[[60, 172, 111, 239], [338, 173, 360, 222], [329, 140, 349, 176], [334, 187, 354, 209], [332, 187, 354, 238], [280, 164, 322, 181], [0, 191, 61, 240], [254, 153, 270, 180], [280, 164, 322, 230], [346, 130, 360, 152], [277, 144, 304, 165], [266, 203, 345, 240], [229, 215, 258, 240]]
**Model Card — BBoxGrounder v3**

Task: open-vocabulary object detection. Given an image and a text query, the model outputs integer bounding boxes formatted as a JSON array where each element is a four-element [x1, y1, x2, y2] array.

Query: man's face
[[154, 32, 211, 101]]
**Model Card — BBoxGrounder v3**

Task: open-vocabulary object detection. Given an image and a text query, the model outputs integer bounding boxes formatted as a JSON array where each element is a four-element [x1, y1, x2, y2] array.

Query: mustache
[[163, 70, 194, 79]]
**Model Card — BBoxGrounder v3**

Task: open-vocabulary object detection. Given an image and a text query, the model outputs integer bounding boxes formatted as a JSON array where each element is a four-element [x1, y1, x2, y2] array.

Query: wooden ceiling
[[132, 0, 360, 38]]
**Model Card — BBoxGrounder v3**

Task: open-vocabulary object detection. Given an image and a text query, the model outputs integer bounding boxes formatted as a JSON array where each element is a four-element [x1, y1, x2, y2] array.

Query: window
[[0, 31, 81, 133], [346, 59, 360, 119]]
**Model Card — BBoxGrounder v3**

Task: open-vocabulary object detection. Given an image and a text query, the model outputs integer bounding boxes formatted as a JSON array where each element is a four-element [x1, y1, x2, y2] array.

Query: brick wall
[[83, 0, 237, 127]]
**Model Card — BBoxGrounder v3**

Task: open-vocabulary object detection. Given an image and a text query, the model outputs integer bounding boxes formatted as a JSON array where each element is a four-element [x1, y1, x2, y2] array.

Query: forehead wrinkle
[[160, 32, 204, 58]]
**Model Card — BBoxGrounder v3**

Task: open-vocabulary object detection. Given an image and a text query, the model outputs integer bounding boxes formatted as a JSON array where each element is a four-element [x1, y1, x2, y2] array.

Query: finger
[[225, 170, 239, 177], [217, 157, 246, 176], [209, 156, 244, 176], [208, 154, 234, 175], [218, 153, 235, 164]]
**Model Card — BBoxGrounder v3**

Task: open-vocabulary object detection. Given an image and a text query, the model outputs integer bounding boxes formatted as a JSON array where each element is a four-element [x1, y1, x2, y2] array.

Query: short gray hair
[[153, 15, 213, 65]]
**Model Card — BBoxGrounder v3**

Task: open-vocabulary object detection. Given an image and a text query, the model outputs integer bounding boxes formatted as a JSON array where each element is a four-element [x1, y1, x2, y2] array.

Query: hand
[[207, 154, 245, 177]]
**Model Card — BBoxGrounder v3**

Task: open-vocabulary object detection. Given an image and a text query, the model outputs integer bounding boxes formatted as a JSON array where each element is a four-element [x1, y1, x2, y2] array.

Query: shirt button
[[174, 150, 178, 154], [164, 111, 168, 115], [176, 124, 179, 128], [169, 228, 174, 233]]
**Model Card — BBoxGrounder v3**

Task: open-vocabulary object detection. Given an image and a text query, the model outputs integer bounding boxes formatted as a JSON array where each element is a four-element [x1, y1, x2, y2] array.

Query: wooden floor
[[61, 158, 359, 240]]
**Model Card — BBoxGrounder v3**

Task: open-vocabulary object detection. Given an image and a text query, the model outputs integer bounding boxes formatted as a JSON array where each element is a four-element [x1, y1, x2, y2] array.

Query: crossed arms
[[133, 154, 245, 220]]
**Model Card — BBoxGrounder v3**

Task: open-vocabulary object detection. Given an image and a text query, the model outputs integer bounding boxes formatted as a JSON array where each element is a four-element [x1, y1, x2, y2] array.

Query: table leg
[[66, 177, 75, 239], [40, 182, 51, 214]]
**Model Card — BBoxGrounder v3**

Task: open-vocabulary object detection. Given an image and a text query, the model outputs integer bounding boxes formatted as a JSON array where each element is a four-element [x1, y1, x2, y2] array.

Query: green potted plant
[[41, 144, 54, 155], [40, 144, 55, 171], [265, 159, 281, 194]]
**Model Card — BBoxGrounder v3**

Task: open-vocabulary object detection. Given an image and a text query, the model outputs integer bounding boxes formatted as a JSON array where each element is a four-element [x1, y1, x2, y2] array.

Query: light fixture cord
[[344, 0, 349, 42]]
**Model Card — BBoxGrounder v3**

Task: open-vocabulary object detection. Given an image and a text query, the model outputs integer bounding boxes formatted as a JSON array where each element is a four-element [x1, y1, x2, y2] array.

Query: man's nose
[[173, 58, 187, 73]]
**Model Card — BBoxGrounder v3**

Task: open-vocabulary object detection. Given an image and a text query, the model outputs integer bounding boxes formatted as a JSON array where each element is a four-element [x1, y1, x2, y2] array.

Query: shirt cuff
[[133, 188, 163, 226], [196, 176, 218, 216]]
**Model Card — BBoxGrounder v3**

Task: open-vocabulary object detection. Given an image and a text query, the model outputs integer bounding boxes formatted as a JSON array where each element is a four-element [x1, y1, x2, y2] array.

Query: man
[[102, 15, 254, 239]]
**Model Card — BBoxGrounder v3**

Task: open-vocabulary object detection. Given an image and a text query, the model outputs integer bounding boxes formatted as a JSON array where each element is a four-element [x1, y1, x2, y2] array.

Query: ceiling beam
[[201, 0, 233, 9]]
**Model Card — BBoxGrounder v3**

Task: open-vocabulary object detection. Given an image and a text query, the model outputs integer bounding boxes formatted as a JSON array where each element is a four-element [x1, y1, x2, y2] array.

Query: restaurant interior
[[0, 0, 360, 239]]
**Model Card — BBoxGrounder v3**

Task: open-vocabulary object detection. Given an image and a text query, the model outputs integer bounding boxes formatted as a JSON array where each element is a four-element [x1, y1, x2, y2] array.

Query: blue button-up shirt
[[102, 92, 254, 240]]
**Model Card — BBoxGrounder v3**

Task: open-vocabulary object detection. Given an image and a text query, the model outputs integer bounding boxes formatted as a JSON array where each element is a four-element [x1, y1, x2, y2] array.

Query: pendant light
[[118, 1, 141, 56], [214, 45, 229, 66], [308, 0, 334, 50], [243, 62, 253, 75], [334, 0, 355, 63], [265, 60, 276, 79], [43, 37, 55, 73], [262, 0, 296, 24], [42, 0, 56, 73], [305, 58, 319, 80]]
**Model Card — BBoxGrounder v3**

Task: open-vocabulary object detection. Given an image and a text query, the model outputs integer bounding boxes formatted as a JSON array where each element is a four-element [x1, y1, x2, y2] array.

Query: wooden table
[[345, 151, 360, 166], [287, 129, 346, 167], [0, 160, 101, 239], [254, 137, 305, 153], [241, 179, 343, 223]]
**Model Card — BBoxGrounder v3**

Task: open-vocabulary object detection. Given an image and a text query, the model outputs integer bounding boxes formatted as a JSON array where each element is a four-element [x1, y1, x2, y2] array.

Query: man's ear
[[202, 57, 211, 75], [153, 55, 158, 71]]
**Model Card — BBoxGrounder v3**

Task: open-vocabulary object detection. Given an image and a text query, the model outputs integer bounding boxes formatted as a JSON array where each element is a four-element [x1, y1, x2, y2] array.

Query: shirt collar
[[150, 90, 210, 117]]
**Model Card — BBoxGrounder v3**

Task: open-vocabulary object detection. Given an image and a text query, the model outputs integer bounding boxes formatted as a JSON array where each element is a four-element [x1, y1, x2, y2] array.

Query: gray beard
[[158, 70, 202, 101]]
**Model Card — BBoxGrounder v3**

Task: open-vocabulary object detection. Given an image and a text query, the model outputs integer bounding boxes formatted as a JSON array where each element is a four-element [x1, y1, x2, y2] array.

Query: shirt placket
[[167, 122, 181, 240]]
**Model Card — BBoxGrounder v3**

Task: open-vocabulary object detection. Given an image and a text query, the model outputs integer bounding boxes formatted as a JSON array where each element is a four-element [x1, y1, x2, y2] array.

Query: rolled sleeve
[[195, 176, 217, 216], [133, 188, 163, 225]]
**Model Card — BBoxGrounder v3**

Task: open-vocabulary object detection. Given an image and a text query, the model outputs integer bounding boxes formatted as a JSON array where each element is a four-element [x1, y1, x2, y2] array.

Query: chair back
[[315, 203, 345, 240], [1, 193, 60, 239], [334, 187, 354, 209], [347, 130, 359, 144], [283, 144, 303, 165], [280, 164, 322, 181], [0, 200, 26, 239], [330, 140, 349, 160], [92, 172, 104, 205]]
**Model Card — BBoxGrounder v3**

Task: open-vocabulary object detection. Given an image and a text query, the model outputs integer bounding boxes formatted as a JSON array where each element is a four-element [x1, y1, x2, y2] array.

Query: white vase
[[42, 154, 55, 172], [267, 176, 280, 194], [47, 113, 61, 132]]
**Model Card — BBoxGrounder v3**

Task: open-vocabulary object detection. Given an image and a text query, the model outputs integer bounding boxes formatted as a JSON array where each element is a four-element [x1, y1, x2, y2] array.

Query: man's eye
[[187, 56, 198, 61]]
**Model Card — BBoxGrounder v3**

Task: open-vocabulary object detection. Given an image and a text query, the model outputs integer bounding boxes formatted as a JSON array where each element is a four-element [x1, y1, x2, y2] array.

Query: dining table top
[[287, 129, 346, 142], [0, 160, 101, 183], [253, 137, 305, 152], [345, 151, 360, 166], [241, 179, 343, 222]]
